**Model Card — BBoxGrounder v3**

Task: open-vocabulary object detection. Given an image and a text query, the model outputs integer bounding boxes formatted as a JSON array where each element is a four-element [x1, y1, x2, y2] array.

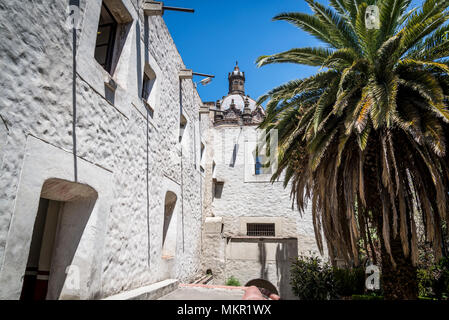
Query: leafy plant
[[333, 266, 366, 297], [417, 268, 434, 298], [290, 255, 336, 300], [433, 257, 449, 299], [417, 257, 449, 299], [225, 276, 241, 287]]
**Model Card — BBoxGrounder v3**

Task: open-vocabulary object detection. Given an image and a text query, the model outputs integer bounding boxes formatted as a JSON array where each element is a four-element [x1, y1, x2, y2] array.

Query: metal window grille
[[247, 223, 275, 237]]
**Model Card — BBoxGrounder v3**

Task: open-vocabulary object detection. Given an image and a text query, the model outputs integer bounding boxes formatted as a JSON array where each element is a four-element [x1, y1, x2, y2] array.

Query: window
[[200, 142, 205, 173], [212, 161, 216, 179], [179, 114, 187, 143], [255, 156, 262, 175], [142, 66, 156, 117], [94, 3, 117, 73], [142, 73, 154, 100], [200, 142, 205, 159], [254, 144, 270, 175], [247, 223, 275, 237], [213, 181, 224, 199]]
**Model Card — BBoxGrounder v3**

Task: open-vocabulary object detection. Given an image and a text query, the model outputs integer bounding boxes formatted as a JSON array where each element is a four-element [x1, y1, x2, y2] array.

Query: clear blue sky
[[163, 0, 423, 104]]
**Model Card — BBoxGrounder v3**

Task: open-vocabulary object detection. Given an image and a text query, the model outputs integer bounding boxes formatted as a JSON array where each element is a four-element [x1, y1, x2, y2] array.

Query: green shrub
[[433, 257, 449, 299], [290, 255, 373, 300], [333, 266, 366, 297], [417, 257, 449, 300], [225, 276, 241, 287], [290, 255, 336, 300], [417, 268, 434, 298]]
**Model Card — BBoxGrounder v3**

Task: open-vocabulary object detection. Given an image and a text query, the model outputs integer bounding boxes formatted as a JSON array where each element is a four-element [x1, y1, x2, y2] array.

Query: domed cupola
[[228, 61, 245, 94]]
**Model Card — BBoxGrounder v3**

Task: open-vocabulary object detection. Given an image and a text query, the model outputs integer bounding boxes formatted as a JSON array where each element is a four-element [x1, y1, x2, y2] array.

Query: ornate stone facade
[[214, 63, 265, 126]]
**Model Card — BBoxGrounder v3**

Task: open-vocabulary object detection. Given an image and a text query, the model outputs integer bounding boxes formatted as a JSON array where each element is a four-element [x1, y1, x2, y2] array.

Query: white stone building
[[0, 0, 320, 300], [200, 64, 320, 299], [0, 0, 206, 300]]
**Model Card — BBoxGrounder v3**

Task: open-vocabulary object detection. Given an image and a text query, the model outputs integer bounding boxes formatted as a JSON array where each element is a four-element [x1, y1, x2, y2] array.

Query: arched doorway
[[20, 178, 98, 300], [245, 279, 279, 296]]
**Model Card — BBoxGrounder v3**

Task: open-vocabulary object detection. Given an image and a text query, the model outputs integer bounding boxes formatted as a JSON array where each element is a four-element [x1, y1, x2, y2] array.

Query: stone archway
[[245, 278, 279, 296], [20, 178, 98, 300]]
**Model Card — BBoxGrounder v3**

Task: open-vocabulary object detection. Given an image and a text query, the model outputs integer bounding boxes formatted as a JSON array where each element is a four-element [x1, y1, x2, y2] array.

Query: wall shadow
[[275, 239, 298, 299], [258, 241, 268, 280]]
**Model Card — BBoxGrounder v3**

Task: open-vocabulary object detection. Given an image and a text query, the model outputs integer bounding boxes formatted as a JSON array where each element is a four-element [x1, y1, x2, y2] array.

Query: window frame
[[141, 65, 157, 117], [94, 3, 118, 74]]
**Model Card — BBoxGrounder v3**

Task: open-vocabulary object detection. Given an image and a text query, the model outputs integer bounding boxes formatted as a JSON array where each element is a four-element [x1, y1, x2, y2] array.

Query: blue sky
[[163, 0, 424, 104]]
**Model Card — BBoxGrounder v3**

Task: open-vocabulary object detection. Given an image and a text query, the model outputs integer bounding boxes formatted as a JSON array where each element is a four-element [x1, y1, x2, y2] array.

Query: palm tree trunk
[[364, 139, 418, 299], [379, 232, 418, 299], [367, 195, 418, 299]]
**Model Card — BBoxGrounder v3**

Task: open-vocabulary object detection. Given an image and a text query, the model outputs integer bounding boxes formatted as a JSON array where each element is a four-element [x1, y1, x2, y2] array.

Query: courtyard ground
[[159, 284, 246, 300]]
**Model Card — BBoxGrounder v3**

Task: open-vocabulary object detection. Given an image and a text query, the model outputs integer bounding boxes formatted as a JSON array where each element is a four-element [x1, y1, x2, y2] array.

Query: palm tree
[[257, 0, 449, 299]]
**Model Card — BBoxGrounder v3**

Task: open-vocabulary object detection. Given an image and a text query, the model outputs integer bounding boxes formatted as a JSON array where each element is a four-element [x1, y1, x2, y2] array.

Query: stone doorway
[[18, 179, 97, 300], [20, 198, 60, 300]]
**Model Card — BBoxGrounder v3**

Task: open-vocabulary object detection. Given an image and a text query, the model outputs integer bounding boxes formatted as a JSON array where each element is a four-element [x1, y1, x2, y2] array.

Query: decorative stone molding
[[143, 1, 164, 16], [204, 217, 223, 234], [179, 69, 193, 80], [104, 0, 133, 23]]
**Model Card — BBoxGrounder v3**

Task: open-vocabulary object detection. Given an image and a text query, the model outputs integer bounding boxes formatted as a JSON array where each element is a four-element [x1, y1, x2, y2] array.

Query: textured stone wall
[[208, 125, 319, 246], [201, 122, 324, 298], [0, 0, 203, 298]]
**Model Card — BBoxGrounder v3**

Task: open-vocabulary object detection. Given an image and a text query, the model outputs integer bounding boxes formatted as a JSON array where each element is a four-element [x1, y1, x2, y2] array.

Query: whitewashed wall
[[0, 0, 203, 299], [208, 125, 317, 241], [201, 123, 323, 298]]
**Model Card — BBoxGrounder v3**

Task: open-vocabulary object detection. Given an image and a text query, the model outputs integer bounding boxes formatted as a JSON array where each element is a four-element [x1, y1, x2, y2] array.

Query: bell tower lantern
[[228, 62, 245, 94]]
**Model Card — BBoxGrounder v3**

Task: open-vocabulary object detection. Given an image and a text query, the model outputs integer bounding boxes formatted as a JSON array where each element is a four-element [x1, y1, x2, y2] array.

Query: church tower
[[228, 62, 245, 94], [214, 62, 265, 126]]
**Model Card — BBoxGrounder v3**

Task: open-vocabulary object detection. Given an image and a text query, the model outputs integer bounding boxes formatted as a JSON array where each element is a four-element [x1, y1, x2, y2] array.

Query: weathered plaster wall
[[208, 125, 319, 247], [201, 122, 324, 298], [0, 0, 203, 299], [225, 238, 297, 299]]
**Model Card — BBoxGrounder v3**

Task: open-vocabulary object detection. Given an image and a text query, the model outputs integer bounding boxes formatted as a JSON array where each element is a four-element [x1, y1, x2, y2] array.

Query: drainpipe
[[179, 79, 185, 253], [181, 144, 184, 253], [147, 106, 151, 266], [70, 0, 79, 183]]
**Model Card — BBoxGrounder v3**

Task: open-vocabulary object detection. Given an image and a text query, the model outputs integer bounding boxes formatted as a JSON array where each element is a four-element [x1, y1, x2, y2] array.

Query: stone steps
[[102, 279, 179, 300]]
